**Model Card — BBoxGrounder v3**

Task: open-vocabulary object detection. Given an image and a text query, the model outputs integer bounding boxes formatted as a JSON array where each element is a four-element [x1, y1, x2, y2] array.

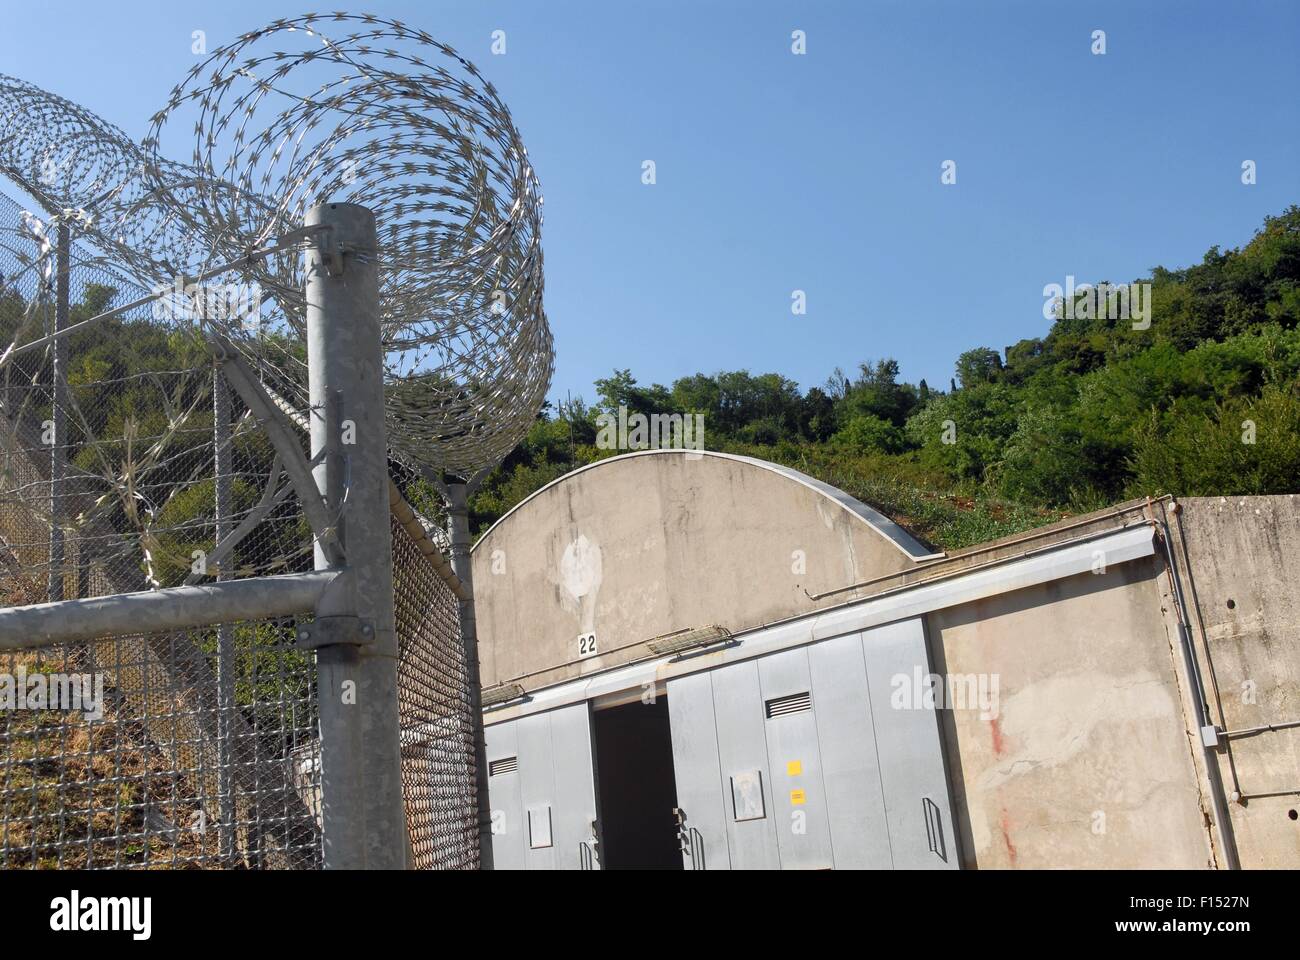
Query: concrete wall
[[471, 450, 927, 691], [1171, 496, 1300, 869], [926, 558, 1214, 869]]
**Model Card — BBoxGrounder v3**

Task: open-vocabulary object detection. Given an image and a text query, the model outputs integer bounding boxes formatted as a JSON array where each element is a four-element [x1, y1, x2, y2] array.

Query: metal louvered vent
[[765, 692, 812, 719], [489, 756, 519, 776]]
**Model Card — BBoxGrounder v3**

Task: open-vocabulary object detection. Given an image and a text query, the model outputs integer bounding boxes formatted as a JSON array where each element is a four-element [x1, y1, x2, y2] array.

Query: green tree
[[955, 347, 1003, 388]]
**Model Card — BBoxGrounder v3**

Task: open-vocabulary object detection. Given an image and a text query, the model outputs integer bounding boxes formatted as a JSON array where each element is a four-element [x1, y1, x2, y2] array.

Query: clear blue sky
[[2, 0, 1297, 402]]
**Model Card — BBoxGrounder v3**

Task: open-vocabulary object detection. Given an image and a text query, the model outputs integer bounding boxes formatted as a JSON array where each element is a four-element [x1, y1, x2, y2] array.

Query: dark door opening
[[592, 697, 682, 869]]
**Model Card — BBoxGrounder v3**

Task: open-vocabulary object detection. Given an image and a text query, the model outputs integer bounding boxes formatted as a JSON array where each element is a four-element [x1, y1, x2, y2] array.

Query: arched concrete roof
[[475, 449, 943, 562], [470, 449, 944, 692]]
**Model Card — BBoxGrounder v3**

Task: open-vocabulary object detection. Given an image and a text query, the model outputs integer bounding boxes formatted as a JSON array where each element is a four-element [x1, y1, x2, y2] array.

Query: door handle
[[688, 828, 706, 870], [673, 808, 706, 869], [923, 796, 948, 863], [580, 818, 600, 870]]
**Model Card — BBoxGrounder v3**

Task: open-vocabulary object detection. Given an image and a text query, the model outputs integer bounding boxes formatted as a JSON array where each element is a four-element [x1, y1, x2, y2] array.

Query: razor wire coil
[[0, 12, 553, 477]]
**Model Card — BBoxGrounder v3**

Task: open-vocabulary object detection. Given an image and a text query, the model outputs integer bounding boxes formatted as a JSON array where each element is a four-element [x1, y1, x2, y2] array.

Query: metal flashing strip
[[484, 523, 1156, 726]]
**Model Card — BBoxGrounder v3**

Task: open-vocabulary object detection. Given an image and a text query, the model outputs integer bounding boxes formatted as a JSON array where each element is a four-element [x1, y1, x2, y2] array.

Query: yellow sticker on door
[[790, 789, 806, 805], [786, 760, 802, 776]]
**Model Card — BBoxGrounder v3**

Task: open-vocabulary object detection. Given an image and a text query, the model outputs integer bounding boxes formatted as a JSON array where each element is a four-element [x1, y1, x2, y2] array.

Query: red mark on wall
[[989, 715, 1006, 756], [999, 809, 1018, 866]]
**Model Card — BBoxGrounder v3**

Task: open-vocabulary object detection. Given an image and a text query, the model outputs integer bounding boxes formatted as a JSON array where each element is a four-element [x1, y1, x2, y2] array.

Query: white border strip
[[485, 523, 1156, 725]]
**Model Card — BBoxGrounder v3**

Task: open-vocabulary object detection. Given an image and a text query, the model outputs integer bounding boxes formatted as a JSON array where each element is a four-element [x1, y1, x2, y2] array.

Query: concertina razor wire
[[0, 11, 553, 479]]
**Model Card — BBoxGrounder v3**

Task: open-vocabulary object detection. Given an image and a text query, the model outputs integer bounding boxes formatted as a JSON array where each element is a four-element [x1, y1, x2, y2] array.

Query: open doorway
[[592, 697, 682, 869]]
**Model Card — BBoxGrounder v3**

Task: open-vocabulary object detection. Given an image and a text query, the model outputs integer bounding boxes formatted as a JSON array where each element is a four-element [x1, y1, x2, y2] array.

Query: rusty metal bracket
[[315, 227, 347, 277]]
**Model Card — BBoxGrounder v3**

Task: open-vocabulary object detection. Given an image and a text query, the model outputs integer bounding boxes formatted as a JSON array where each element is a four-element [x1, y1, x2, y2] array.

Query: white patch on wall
[[559, 534, 604, 635], [560, 534, 602, 598]]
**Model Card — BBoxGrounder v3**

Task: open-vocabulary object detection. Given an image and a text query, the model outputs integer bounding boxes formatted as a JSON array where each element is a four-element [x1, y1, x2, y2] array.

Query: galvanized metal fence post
[[213, 365, 237, 862], [445, 479, 494, 869], [48, 222, 68, 601], [306, 202, 408, 869]]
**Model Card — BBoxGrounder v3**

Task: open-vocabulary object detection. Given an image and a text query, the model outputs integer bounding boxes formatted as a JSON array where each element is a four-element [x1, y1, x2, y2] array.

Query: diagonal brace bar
[[245, 367, 470, 600], [184, 453, 293, 586], [208, 339, 345, 567]]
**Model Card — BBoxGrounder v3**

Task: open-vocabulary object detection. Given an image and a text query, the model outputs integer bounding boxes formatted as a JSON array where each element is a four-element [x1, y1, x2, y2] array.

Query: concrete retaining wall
[[1171, 496, 1300, 869]]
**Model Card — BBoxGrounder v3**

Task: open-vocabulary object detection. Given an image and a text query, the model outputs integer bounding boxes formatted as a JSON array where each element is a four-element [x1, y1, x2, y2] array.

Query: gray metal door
[[667, 671, 732, 869], [859, 618, 957, 869], [807, 632, 892, 867], [484, 701, 600, 870], [667, 660, 783, 870], [758, 648, 834, 869], [484, 718, 525, 869], [665, 616, 957, 869]]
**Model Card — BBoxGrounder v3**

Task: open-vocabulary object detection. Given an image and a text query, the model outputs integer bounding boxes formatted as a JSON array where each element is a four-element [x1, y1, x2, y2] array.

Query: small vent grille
[[765, 692, 812, 719], [489, 756, 518, 776]]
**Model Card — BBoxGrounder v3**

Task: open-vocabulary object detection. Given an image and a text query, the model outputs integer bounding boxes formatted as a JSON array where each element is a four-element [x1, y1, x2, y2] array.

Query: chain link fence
[[0, 187, 479, 869]]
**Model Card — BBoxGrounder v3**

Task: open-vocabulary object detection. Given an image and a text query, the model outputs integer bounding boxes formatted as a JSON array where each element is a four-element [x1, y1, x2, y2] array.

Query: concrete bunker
[[472, 450, 1300, 870]]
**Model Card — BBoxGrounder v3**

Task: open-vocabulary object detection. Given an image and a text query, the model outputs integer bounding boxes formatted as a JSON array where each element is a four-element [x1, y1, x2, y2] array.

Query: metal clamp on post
[[296, 616, 376, 649], [315, 226, 347, 277], [302, 560, 370, 649]]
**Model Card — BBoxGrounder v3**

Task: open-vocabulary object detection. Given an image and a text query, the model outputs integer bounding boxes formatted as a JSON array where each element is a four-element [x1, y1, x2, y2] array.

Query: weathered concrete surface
[[470, 450, 926, 691], [927, 559, 1214, 869], [1172, 496, 1300, 869]]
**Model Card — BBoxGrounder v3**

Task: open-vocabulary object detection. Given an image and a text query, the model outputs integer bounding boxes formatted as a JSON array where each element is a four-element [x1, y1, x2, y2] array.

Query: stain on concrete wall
[[927, 560, 1213, 869]]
